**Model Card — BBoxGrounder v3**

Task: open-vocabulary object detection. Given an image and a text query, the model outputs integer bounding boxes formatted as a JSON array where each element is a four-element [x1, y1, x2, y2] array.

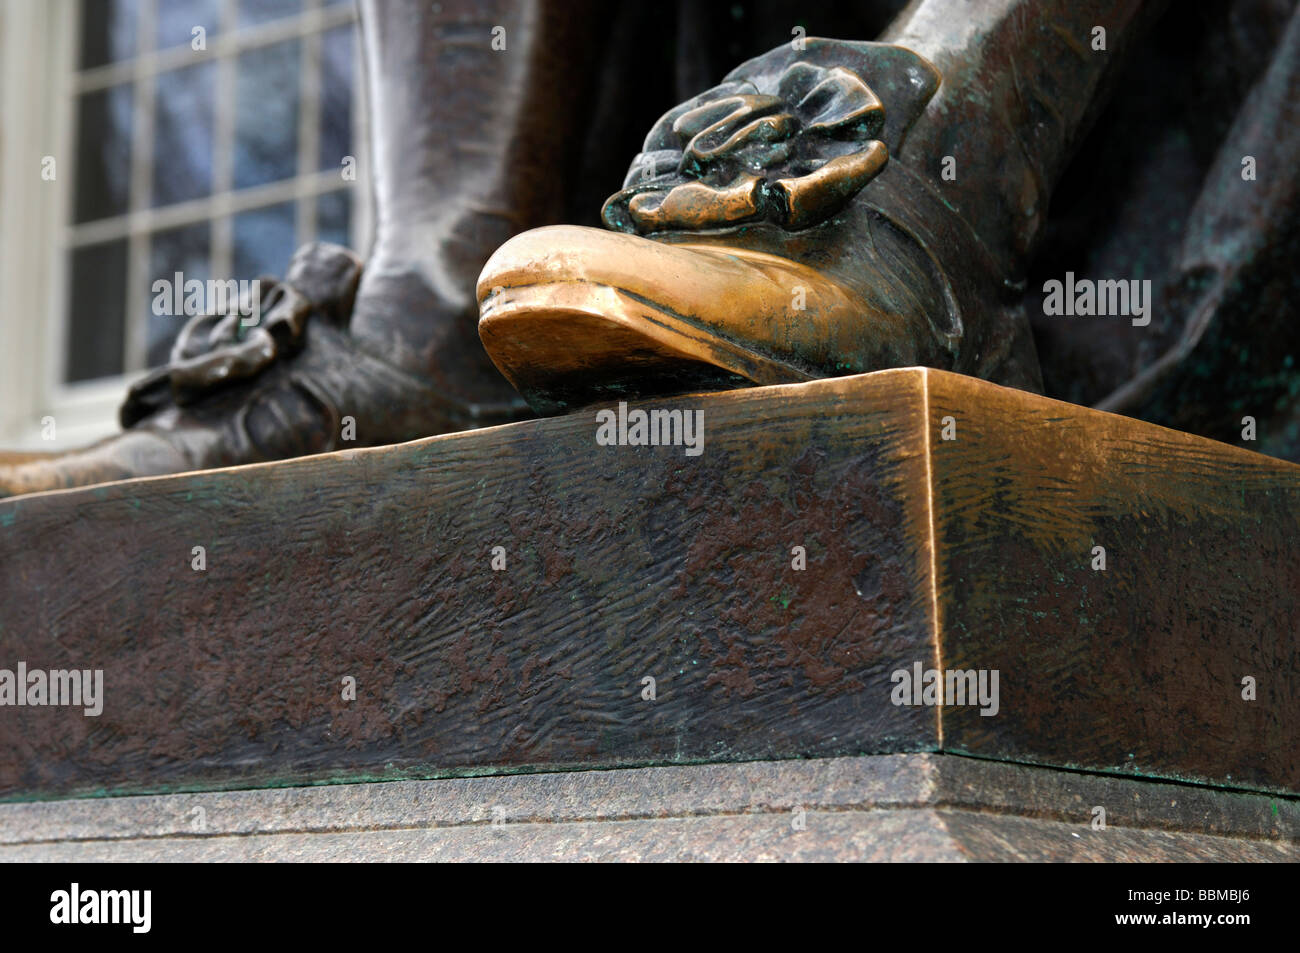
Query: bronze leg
[[880, 0, 1169, 275], [0, 0, 606, 497], [353, 0, 605, 401]]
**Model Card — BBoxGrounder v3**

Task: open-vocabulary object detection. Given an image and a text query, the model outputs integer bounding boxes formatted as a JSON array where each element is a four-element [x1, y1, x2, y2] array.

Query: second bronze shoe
[[0, 243, 526, 498]]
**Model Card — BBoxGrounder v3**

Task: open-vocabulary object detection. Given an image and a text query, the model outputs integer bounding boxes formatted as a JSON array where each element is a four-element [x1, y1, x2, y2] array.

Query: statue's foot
[[479, 223, 950, 415], [477, 39, 1042, 415], [0, 243, 528, 498]]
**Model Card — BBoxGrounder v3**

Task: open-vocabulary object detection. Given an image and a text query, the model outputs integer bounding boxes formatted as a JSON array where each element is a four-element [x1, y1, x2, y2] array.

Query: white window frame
[[0, 0, 370, 452]]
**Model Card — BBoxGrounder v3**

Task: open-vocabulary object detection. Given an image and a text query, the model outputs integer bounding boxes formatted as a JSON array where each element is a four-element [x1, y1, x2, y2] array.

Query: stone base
[[2, 755, 1295, 861]]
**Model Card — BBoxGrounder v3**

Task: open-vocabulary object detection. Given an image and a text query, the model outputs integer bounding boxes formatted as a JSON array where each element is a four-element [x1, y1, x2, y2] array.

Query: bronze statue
[[1, 0, 1297, 497]]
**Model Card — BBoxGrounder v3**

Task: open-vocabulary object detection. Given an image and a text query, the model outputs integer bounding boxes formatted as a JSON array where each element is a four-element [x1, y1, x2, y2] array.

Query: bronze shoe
[[478, 39, 1043, 415], [0, 243, 527, 498]]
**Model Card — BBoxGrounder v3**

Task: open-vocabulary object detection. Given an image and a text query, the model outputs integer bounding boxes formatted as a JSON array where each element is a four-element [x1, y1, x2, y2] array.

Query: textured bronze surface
[[0, 370, 937, 800], [1, 369, 1295, 800], [930, 371, 1300, 793], [925, 371, 1300, 791]]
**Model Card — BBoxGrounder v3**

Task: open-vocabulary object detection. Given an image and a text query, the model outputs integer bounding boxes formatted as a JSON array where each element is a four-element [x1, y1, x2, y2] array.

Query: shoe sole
[[479, 279, 815, 415]]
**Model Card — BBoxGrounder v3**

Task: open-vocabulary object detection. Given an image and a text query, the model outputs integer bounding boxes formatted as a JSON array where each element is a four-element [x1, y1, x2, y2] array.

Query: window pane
[[233, 202, 296, 279], [238, 0, 303, 29], [146, 223, 212, 367], [152, 62, 216, 207], [319, 25, 354, 172], [233, 40, 302, 190], [155, 0, 221, 52], [316, 190, 351, 249], [73, 84, 134, 224], [79, 0, 139, 70], [66, 240, 128, 382]]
